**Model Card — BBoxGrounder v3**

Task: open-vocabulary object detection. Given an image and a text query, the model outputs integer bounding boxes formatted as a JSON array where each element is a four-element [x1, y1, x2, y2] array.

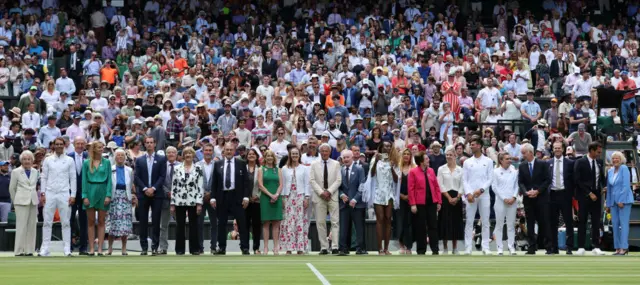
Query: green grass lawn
[[1, 255, 639, 284]]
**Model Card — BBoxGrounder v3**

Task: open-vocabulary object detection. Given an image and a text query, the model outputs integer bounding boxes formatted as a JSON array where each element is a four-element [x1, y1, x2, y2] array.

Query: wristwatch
[[40, 192, 46, 197]]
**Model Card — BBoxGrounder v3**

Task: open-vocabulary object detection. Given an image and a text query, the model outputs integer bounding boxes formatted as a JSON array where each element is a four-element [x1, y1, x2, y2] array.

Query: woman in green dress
[[257, 150, 283, 255], [82, 141, 113, 256]]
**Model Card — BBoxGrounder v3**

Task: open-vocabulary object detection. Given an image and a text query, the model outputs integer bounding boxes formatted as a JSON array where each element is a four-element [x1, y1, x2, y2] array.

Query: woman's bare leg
[[262, 221, 270, 254], [96, 211, 107, 254], [87, 209, 96, 254]]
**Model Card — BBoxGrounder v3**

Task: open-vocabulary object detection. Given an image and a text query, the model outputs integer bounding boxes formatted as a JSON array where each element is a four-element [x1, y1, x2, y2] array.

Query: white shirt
[[551, 156, 565, 190], [504, 143, 522, 159], [301, 153, 320, 166], [73, 152, 84, 175], [256, 85, 275, 107], [201, 159, 214, 183], [41, 153, 77, 197], [21, 112, 41, 131], [90, 97, 109, 112], [462, 154, 494, 197], [269, 139, 290, 161], [572, 77, 593, 97], [478, 87, 500, 108], [491, 165, 519, 201], [67, 124, 85, 143], [222, 158, 236, 190], [40, 90, 60, 107]]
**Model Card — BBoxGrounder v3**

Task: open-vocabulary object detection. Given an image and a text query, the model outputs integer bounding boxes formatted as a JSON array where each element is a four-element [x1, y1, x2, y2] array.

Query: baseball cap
[[29, 86, 38, 91], [0, 161, 8, 166]]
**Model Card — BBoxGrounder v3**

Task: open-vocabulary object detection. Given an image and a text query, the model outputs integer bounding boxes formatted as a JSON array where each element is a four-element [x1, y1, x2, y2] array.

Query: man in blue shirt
[[417, 59, 431, 83]]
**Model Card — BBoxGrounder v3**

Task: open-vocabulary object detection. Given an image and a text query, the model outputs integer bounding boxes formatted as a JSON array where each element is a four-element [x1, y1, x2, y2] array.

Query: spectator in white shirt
[[572, 69, 593, 100], [66, 114, 85, 143], [21, 103, 41, 132], [269, 126, 290, 161], [40, 80, 60, 108], [55, 68, 76, 96], [90, 91, 108, 112]]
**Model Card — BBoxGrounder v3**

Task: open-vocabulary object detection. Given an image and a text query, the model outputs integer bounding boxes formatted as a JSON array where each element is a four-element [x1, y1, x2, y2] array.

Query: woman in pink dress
[[279, 147, 311, 255]]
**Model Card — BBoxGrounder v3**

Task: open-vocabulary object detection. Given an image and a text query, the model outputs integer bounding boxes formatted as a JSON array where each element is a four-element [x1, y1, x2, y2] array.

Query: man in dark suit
[[338, 150, 367, 255], [350, 145, 369, 175], [68, 137, 88, 255], [67, 45, 83, 92], [261, 51, 277, 79], [573, 142, 605, 255], [549, 51, 568, 95], [210, 143, 251, 255], [518, 143, 551, 254], [197, 143, 218, 255], [524, 120, 550, 149], [245, 17, 261, 41], [547, 142, 576, 254], [134, 137, 167, 255]]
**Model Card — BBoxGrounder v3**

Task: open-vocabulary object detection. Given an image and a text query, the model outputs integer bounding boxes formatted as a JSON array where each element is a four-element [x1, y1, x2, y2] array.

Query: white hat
[[132, 119, 143, 125]]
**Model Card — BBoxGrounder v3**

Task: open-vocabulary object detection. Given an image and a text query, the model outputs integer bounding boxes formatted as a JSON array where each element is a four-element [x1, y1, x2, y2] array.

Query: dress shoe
[[416, 251, 426, 255], [151, 249, 158, 256], [566, 250, 573, 255], [331, 249, 340, 255], [159, 250, 168, 255], [214, 249, 227, 255], [241, 249, 250, 255], [545, 250, 554, 255], [210, 249, 217, 255], [525, 250, 536, 255], [431, 252, 439, 255], [176, 252, 185, 255], [191, 252, 201, 256], [576, 248, 586, 255], [140, 251, 148, 256], [15, 253, 25, 257], [319, 249, 329, 255], [78, 252, 90, 256], [355, 250, 368, 255], [338, 251, 349, 256], [25, 253, 34, 256]]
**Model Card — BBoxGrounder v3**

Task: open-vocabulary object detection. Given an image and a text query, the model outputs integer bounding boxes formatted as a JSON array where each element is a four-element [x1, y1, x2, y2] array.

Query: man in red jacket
[[408, 152, 442, 255]]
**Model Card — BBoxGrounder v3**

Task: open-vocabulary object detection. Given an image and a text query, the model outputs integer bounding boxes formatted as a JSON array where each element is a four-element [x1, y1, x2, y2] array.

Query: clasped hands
[[341, 194, 357, 208], [466, 189, 484, 203]]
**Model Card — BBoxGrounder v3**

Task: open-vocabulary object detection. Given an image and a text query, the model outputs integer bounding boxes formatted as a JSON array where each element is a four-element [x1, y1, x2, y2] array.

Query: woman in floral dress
[[106, 149, 136, 255], [279, 147, 310, 255], [369, 141, 398, 255]]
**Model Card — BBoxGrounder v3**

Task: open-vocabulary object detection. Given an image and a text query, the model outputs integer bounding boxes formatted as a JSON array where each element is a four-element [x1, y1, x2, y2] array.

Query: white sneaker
[[592, 248, 604, 255], [442, 249, 449, 255], [38, 251, 50, 257], [497, 249, 503, 255], [509, 249, 517, 256], [464, 250, 472, 255], [483, 250, 493, 255], [452, 249, 459, 255], [576, 248, 586, 255]]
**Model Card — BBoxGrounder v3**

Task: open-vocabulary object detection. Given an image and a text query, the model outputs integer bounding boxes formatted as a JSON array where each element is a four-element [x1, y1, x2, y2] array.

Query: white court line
[[325, 274, 640, 278], [306, 263, 331, 285]]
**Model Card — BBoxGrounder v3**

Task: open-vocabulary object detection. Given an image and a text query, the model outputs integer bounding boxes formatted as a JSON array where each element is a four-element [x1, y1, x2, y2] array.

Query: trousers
[[493, 200, 517, 252], [0, 202, 11, 222], [198, 201, 218, 252], [464, 197, 491, 252], [610, 204, 631, 250], [14, 205, 38, 255], [158, 201, 171, 251], [41, 191, 71, 254], [314, 199, 339, 250]]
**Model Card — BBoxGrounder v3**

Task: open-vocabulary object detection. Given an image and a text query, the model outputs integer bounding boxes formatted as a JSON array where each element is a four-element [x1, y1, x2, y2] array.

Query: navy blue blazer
[[134, 154, 167, 198], [68, 151, 87, 199], [339, 163, 366, 209], [547, 157, 575, 196]]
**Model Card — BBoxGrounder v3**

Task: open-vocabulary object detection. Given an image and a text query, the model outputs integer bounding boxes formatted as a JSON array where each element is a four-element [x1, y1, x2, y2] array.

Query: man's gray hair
[[521, 143, 534, 155], [319, 143, 332, 152]]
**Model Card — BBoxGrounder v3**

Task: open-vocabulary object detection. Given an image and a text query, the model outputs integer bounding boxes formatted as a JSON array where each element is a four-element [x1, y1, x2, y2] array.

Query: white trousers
[[465, 197, 491, 252], [41, 191, 71, 254], [313, 199, 339, 250], [14, 205, 37, 255], [493, 200, 518, 252]]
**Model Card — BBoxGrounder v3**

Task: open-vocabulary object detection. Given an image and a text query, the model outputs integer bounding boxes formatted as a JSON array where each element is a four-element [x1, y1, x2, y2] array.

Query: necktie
[[345, 166, 350, 185], [170, 163, 175, 181], [591, 159, 596, 189], [529, 162, 533, 177], [225, 159, 232, 189], [323, 160, 329, 190], [555, 159, 561, 188]]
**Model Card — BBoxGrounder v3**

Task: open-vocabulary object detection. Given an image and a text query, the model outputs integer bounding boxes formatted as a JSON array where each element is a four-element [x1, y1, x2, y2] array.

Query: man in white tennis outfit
[[39, 137, 77, 257], [462, 137, 494, 255]]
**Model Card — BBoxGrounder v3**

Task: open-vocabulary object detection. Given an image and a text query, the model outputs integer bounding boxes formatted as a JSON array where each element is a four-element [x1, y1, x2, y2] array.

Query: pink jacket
[[408, 166, 442, 205]]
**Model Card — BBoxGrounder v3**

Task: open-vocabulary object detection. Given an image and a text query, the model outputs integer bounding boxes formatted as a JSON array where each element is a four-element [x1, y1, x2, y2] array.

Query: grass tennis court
[[1, 254, 638, 284]]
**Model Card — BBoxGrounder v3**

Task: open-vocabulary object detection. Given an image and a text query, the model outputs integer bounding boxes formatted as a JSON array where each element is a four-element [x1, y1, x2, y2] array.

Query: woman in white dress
[[501, 90, 522, 132], [491, 152, 519, 255], [439, 102, 455, 145], [513, 61, 530, 95], [367, 141, 398, 255]]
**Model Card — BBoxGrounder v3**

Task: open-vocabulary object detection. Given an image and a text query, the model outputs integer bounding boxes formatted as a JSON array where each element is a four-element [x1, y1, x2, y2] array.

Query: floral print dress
[[280, 166, 309, 252], [106, 166, 132, 237], [374, 160, 395, 206]]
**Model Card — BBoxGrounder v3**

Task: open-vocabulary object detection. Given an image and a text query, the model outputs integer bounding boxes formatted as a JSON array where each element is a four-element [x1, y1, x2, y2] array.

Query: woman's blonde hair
[[182, 147, 196, 159], [398, 148, 416, 169], [262, 150, 278, 168], [88, 141, 104, 172]]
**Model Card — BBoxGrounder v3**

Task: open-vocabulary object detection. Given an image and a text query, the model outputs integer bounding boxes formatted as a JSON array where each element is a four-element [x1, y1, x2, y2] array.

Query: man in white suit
[[39, 137, 77, 257], [309, 143, 342, 255]]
